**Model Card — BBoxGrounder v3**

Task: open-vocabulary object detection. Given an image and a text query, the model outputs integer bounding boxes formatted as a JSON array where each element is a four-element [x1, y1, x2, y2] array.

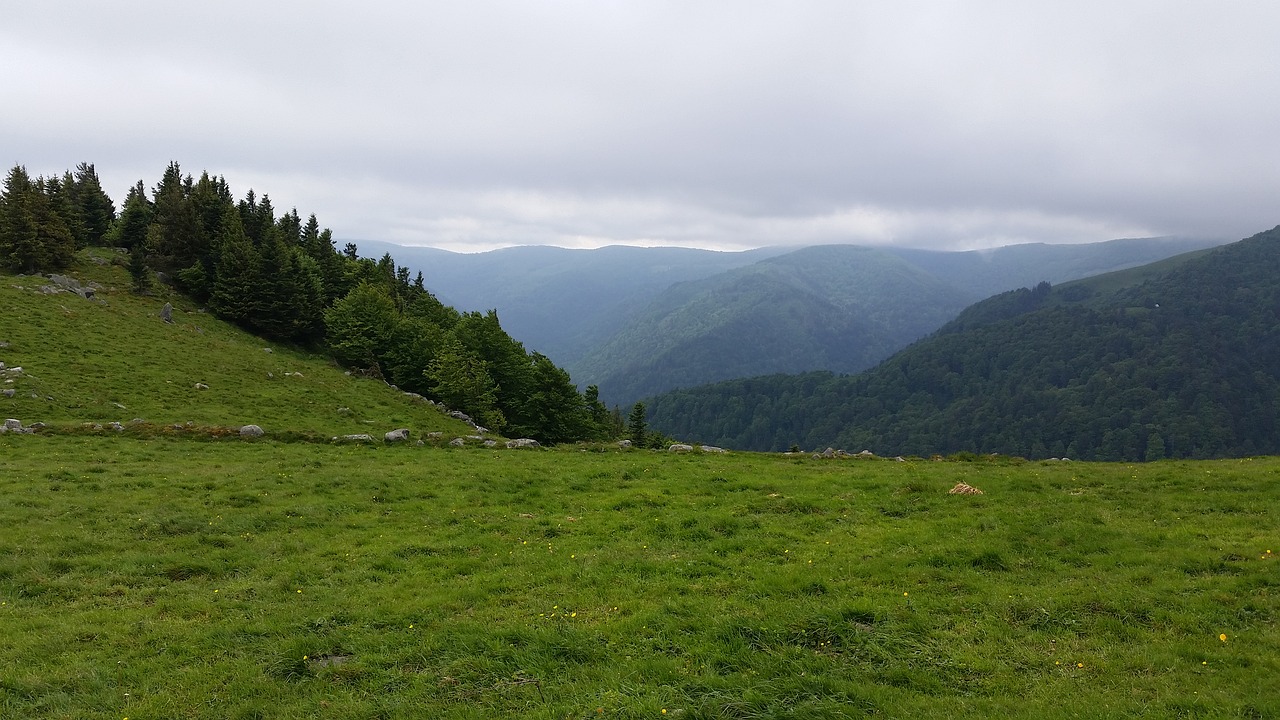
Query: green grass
[[1, 438, 1275, 719], [0, 249, 474, 439], [3, 252, 1277, 717]]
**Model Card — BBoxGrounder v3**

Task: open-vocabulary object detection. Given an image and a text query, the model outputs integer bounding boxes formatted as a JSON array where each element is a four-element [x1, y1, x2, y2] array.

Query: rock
[[669, 443, 694, 452], [484, 440, 498, 448], [194, 382, 209, 390], [29, 422, 45, 430], [108, 422, 124, 432], [856, 450, 875, 457], [427, 432, 443, 439], [449, 437, 466, 447], [160, 302, 173, 323], [474, 426, 489, 435], [506, 438, 541, 449], [448, 410, 473, 423], [4, 419, 22, 430], [239, 424, 265, 438], [112, 402, 126, 410], [384, 428, 411, 442], [262, 347, 273, 353], [416, 439, 425, 446], [617, 439, 632, 448], [700, 445, 726, 453], [948, 482, 984, 495], [1, 389, 13, 398], [336, 434, 374, 443], [821, 447, 836, 458]]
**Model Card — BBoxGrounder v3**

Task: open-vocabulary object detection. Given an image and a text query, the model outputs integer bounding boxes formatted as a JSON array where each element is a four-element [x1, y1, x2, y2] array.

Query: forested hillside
[[646, 227, 1280, 461], [351, 239, 787, 368], [369, 237, 1222, 408], [0, 162, 610, 443], [571, 245, 976, 404]]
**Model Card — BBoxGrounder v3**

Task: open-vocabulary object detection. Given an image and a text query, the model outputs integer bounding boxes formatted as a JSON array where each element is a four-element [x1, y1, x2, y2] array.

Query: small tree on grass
[[627, 402, 647, 447], [128, 243, 151, 293]]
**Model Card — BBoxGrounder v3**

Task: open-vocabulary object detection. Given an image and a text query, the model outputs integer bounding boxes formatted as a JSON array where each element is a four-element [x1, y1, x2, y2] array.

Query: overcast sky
[[4, 1, 1279, 252]]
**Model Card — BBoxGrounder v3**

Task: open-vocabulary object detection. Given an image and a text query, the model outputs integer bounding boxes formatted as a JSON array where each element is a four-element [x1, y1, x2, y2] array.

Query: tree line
[[0, 161, 621, 444]]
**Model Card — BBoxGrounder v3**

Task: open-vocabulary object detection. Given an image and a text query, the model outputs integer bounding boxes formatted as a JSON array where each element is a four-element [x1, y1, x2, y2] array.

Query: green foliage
[[627, 401, 648, 447], [0, 160, 621, 445], [0, 165, 77, 273], [645, 226, 1280, 461], [324, 282, 399, 370], [427, 334, 504, 431]]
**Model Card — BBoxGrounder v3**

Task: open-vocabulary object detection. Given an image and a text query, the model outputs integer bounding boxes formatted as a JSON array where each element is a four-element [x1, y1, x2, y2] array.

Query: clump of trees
[[0, 161, 617, 444]]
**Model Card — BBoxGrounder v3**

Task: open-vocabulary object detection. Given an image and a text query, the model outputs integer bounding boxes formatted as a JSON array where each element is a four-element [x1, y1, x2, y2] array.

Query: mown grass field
[[2, 437, 1276, 719]]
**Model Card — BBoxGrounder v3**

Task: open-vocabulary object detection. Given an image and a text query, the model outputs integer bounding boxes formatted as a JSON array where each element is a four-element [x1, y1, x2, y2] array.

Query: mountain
[[349, 240, 786, 368], [569, 245, 977, 403], [644, 226, 1280, 461], [357, 237, 1224, 406]]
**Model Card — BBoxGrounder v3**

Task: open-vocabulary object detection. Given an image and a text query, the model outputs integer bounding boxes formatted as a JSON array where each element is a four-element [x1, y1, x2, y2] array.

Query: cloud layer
[[5, 2, 1278, 250]]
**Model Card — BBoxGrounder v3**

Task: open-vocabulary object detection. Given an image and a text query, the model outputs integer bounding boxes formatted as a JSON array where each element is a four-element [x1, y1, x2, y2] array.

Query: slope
[[350, 240, 787, 366], [0, 249, 476, 439], [572, 245, 975, 404], [645, 226, 1280, 460]]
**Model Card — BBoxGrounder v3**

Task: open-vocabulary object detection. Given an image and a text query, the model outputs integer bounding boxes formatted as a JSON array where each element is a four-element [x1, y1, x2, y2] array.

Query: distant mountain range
[[643, 226, 1280, 461], [353, 236, 1225, 406]]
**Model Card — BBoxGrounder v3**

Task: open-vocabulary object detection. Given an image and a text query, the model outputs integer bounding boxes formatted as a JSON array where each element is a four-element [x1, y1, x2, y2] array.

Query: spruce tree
[[627, 402, 648, 447]]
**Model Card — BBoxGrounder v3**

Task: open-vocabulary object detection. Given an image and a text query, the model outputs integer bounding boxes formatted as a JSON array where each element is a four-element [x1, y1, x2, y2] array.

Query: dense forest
[[646, 226, 1280, 461], [0, 162, 616, 444]]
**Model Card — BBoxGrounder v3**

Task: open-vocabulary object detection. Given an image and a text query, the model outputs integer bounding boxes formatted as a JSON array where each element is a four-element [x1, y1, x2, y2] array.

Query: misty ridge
[[353, 235, 1225, 407]]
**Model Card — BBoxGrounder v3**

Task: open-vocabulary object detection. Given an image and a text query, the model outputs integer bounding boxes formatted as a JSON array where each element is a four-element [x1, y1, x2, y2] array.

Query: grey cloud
[[4, 2, 1278, 249]]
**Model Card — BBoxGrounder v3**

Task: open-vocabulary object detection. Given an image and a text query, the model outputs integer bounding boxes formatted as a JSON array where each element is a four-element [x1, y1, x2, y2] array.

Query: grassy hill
[[1, 249, 476, 440]]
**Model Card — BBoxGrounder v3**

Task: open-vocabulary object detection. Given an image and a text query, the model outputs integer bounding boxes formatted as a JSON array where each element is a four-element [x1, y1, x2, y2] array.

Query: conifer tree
[[628, 402, 648, 447]]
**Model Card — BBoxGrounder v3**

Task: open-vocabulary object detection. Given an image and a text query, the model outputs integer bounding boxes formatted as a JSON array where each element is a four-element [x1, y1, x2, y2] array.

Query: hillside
[[355, 238, 1223, 407], [645, 226, 1280, 460], [0, 249, 476, 439], [571, 245, 975, 404], [350, 240, 787, 367]]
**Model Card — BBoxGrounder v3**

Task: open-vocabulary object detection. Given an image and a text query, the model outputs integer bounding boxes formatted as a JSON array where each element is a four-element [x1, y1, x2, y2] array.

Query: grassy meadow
[[2, 252, 1277, 717], [0, 249, 474, 439], [1, 437, 1276, 719]]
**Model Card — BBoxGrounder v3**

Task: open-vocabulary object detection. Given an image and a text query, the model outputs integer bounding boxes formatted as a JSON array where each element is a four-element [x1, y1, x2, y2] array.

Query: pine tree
[[628, 402, 648, 447], [113, 181, 153, 251], [128, 243, 151, 293], [0, 165, 75, 273], [71, 162, 116, 246]]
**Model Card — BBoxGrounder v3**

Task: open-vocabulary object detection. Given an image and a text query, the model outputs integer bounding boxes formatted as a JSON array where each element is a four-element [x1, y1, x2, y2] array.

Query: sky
[[4, 1, 1279, 253]]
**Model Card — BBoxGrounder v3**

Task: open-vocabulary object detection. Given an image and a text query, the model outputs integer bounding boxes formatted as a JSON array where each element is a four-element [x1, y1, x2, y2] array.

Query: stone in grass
[[194, 382, 209, 390], [668, 443, 694, 452], [334, 434, 374, 443], [948, 482, 984, 495], [2, 389, 13, 398], [160, 302, 173, 323], [505, 438, 541, 449], [384, 428, 410, 442], [239, 424, 265, 438], [449, 437, 466, 447]]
